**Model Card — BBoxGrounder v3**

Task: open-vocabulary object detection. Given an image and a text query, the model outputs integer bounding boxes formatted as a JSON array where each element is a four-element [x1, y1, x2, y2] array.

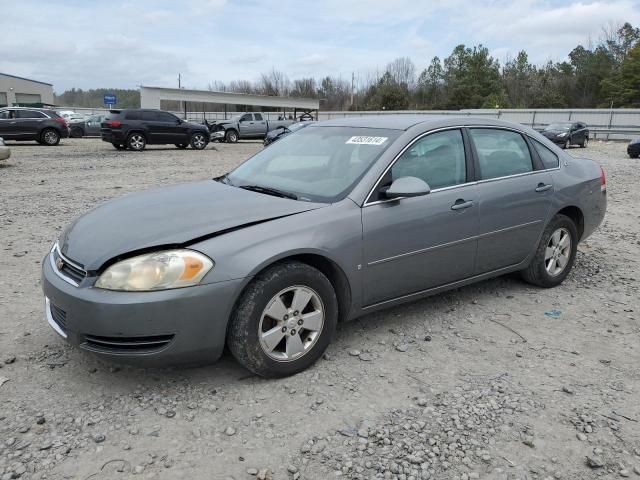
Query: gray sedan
[[42, 116, 607, 377]]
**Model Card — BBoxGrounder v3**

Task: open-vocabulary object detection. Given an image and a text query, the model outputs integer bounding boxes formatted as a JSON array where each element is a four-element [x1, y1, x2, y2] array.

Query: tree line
[[55, 22, 640, 111]]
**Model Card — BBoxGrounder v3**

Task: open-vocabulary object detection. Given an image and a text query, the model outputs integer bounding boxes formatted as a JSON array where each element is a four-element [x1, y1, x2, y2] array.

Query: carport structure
[[140, 86, 319, 120]]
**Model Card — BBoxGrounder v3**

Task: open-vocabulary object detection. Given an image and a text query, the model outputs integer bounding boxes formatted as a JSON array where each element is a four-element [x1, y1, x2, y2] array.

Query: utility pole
[[351, 72, 354, 110]]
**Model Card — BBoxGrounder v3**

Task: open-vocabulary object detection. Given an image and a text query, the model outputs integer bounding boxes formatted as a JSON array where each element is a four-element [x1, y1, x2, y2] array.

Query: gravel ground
[[0, 138, 639, 480]]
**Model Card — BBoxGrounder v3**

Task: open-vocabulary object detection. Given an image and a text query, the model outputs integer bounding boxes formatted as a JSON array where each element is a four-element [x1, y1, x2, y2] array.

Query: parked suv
[[101, 109, 210, 151], [0, 107, 70, 146]]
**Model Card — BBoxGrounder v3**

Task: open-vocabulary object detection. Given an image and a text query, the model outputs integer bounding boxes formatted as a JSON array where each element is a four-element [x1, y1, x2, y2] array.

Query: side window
[[0, 110, 10, 120], [157, 112, 178, 123], [126, 111, 142, 121], [254, 113, 263, 121], [532, 139, 559, 169], [391, 129, 466, 190], [240, 114, 253, 122], [469, 129, 533, 180], [16, 110, 45, 119]]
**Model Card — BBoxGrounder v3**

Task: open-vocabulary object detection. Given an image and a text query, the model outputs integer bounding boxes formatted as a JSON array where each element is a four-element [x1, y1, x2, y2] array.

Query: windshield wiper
[[239, 185, 298, 200]]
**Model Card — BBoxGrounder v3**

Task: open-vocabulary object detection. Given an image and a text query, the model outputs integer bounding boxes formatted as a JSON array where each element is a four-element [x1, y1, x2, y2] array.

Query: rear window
[[532, 139, 560, 169]]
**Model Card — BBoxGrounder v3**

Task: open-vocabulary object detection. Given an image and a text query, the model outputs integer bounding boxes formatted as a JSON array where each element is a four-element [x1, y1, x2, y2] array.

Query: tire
[[520, 214, 578, 288], [630, 153, 639, 159], [225, 129, 239, 143], [227, 261, 338, 378], [175, 143, 188, 149], [70, 127, 84, 138], [580, 137, 588, 148], [190, 132, 207, 150], [562, 139, 570, 149], [127, 133, 146, 151], [40, 128, 60, 146], [112, 143, 126, 150]]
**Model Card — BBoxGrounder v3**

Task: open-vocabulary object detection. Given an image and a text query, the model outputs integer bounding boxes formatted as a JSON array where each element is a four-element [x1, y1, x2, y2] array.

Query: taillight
[[54, 117, 67, 126], [106, 120, 122, 127], [600, 166, 606, 192]]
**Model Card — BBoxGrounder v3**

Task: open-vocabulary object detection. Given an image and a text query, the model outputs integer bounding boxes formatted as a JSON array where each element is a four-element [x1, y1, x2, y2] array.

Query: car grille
[[52, 246, 87, 285], [83, 334, 175, 353], [49, 303, 67, 331]]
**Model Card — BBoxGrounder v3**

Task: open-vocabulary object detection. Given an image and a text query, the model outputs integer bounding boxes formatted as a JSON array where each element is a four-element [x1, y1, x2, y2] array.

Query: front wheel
[[127, 133, 146, 151], [227, 261, 338, 378], [520, 214, 578, 288], [225, 129, 239, 143], [190, 132, 207, 150], [581, 137, 588, 148], [41, 129, 60, 146]]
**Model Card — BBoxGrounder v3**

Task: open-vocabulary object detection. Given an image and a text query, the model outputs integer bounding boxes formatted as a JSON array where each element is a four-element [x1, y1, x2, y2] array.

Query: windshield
[[545, 123, 571, 131], [226, 126, 400, 202]]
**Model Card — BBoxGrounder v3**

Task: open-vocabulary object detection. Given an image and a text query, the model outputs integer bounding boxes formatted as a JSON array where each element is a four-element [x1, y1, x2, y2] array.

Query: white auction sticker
[[346, 136, 388, 145]]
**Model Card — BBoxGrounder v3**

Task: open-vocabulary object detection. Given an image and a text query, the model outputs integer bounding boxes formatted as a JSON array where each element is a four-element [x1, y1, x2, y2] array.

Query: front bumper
[[210, 131, 225, 141], [41, 251, 244, 367]]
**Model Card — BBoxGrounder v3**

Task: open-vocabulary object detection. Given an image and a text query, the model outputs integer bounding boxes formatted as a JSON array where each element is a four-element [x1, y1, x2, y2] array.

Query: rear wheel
[[190, 132, 207, 150], [175, 143, 188, 149], [227, 261, 338, 378], [580, 137, 588, 148], [225, 129, 239, 143], [41, 129, 60, 146], [70, 127, 84, 138], [127, 133, 146, 151], [520, 214, 578, 288]]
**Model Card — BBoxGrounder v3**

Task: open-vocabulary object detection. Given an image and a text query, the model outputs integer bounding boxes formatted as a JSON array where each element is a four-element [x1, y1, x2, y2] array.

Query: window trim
[[530, 138, 560, 171], [467, 126, 537, 182], [364, 126, 473, 207], [363, 124, 562, 207]]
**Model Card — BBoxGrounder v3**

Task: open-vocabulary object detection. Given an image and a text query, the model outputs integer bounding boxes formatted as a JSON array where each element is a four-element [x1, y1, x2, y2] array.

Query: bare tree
[[257, 69, 290, 96], [386, 56, 416, 88]]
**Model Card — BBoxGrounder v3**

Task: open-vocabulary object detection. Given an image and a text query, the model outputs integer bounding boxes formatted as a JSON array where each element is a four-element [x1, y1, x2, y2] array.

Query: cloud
[[0, 0, 638, 92]]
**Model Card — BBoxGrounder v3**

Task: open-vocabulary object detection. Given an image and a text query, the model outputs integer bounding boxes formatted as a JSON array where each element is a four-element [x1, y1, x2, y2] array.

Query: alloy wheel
[[192, 134, 206, 149], [545, 227, 571, 276], [129, 135, 145, 150], [258, 286, 325, 362], [43, 131, 59, 145]]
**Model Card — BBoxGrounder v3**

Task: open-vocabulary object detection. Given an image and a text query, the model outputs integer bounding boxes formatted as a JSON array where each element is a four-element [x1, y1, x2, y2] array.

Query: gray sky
[[1, 0, 639, 93]]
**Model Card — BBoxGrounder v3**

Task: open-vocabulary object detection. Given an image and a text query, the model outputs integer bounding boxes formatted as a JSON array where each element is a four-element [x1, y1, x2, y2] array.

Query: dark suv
[[541, 122, 589, 149], [0, 107, 70, 146], [101, 109, 210, 151]]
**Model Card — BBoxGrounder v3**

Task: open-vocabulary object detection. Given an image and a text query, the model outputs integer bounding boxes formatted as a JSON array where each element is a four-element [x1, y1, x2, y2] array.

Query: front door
[[468, 128, 553, 274], [238, 114, 256, 137], [0, 109, 15, 138], [362, 129, 479, 306]]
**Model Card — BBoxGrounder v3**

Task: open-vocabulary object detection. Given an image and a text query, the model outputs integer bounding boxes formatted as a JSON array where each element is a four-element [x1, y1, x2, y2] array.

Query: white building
[[0, 73, 55, 107]]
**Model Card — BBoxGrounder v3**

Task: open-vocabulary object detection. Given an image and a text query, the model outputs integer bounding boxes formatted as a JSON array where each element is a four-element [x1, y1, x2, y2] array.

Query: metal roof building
[[0, 73, 55, 107]]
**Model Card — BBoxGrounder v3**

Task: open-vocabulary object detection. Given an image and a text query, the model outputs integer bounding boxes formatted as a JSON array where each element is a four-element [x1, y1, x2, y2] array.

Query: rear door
[[253, 113, 268, 136], [469, 127, 553, 274], [14, 109, 47, 138]]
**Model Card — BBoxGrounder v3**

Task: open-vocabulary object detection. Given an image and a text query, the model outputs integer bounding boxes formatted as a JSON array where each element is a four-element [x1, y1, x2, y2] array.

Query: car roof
[[312, 115, 532, 131]]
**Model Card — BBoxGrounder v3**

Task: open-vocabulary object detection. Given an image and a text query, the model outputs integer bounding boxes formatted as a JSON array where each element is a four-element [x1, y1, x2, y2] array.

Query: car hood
[[58, 180, 326, 270], [541, 130, 566, 137]]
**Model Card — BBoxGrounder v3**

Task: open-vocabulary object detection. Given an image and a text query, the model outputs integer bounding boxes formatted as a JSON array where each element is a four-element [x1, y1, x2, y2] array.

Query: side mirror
[[383, 176, 431, 199]]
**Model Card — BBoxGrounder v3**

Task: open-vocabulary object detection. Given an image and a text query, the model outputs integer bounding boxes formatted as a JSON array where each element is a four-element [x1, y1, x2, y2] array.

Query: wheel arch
[[234, 251, 353, 324], [556, 205, 585, 240]]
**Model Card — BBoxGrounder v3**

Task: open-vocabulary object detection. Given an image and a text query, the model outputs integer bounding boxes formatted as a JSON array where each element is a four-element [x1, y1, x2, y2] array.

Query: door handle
[[451, 199, 474, 211], [535, 183, 553, 192]]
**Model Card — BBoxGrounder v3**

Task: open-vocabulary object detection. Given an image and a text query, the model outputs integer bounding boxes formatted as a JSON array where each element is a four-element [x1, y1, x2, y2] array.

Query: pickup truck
[[209, 113, 293, 143]]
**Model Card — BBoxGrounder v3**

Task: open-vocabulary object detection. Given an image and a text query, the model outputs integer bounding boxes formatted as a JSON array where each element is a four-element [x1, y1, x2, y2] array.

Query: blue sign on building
[[103, 94, 117, 106]]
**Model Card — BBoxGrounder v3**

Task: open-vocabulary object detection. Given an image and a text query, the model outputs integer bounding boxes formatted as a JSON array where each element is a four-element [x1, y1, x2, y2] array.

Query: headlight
[[558, 132, 567, 138], [95, 250, 213, 291]]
